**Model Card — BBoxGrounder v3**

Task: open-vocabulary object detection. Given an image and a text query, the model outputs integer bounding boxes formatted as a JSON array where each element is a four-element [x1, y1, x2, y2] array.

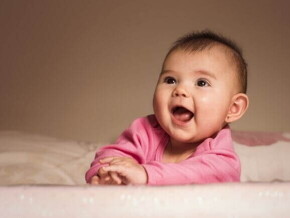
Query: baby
[[86, 30, 249, 185]]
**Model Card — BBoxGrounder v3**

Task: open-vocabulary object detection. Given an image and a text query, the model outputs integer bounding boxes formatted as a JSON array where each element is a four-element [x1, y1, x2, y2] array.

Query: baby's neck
[[162, 139, 199, 163]]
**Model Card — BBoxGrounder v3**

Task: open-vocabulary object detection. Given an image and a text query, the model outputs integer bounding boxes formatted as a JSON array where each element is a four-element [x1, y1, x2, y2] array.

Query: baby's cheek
[[198, 96, 213, 108], [198, 97, 224, 119], [153, 91, 162, 108]]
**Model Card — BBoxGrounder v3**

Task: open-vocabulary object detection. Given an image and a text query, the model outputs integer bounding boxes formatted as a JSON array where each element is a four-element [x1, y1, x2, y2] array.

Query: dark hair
[[165, 30, 248, 93]]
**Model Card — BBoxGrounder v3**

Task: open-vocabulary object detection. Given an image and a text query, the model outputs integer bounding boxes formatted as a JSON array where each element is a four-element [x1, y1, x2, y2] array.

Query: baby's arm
[[92, 150, 238, 185], [94, 149, 238, 185], [143, 149, 240, 185]]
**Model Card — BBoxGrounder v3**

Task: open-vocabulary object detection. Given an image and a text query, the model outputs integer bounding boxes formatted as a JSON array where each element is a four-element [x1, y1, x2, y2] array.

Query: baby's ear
[[225, 93, 249, 123]]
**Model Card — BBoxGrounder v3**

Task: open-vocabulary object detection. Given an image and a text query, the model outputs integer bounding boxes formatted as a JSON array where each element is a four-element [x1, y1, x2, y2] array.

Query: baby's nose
[[173, 85, 189, 97]]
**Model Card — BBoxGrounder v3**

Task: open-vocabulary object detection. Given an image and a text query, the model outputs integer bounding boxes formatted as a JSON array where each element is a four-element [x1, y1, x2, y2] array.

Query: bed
[[0, 130, 290, 217]]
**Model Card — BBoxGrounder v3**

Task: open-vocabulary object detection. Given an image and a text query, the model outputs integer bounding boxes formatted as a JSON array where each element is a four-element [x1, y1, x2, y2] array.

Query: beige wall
[[0, 0, 289, 143]]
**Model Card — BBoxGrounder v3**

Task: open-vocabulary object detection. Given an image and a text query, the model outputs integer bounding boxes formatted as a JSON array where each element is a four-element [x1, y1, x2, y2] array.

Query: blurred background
[[0, 0, 289, 143]]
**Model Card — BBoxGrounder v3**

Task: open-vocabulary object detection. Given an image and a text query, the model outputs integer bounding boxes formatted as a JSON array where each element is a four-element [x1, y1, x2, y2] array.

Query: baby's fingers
[[99, 156, 123, 165], [98, 167, 108, 177], [109, 172, 123, 185], [103, 165, 126, 176], [90, 176, 100, 185], [99, 157, 115, 163], [98, 167, 113, 184]]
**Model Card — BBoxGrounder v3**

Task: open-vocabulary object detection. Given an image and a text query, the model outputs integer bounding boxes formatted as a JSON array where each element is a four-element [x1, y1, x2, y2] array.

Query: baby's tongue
[[173, 107, 193, 122]]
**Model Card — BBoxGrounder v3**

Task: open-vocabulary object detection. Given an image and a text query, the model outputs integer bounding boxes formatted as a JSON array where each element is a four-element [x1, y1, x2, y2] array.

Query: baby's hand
[[90, 167, 123, 185], [100, 157, 147, 185], [95, 167, 123, 185]]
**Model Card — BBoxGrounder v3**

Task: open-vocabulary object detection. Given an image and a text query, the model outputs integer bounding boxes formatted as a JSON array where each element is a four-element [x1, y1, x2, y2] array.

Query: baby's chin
[[170, 129, 220, 145], [170, 134, 202, 145]]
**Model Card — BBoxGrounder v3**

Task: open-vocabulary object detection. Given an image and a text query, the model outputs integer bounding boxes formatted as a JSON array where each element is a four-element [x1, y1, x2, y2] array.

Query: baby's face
[[153, 46, 239, 143]]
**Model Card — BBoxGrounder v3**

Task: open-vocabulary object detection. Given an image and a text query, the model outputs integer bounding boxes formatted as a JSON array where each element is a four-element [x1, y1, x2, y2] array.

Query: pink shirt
[[85, 115, 241, 185]]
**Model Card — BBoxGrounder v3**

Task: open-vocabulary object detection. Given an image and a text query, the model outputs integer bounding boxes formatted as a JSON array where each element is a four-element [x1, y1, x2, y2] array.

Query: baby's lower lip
[[171, 112, 194, 126], [173, 111, 193, 122], [171, 107, 194, 122]]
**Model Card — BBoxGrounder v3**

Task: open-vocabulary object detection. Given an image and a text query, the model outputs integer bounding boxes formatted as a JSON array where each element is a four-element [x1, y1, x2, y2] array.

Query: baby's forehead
[[166, 45, 239, 70], [179, 44, 235, 60]]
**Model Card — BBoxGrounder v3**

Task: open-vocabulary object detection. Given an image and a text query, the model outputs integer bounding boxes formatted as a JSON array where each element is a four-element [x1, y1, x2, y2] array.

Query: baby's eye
[[164, 77, 177, 84], [196, 79, 210, 87]]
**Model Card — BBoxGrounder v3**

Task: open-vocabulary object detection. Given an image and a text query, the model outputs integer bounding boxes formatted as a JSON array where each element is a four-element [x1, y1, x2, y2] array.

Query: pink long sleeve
[[143, 128, 241, 185], [85, 115, 240, 185]]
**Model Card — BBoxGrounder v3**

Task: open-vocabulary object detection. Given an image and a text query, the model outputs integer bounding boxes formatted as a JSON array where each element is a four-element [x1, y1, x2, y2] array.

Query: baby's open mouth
[[172, 106, 194, 122]]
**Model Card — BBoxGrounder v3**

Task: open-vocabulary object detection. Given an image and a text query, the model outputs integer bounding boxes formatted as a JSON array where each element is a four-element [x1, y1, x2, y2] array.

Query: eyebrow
[[160, 69, 173, 75], [195, 70, 217, 79], [161, 69, 217, 80]]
